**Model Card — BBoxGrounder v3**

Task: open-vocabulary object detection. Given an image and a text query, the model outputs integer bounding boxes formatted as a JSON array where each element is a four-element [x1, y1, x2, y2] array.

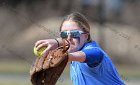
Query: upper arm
[[81, 47, 104, 67], [68, 51, 86, 62]]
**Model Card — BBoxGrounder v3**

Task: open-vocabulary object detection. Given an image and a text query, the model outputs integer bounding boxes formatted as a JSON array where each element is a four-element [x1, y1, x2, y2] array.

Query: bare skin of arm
[[56, 38, 86, 62], [35, 38, 86, 62]]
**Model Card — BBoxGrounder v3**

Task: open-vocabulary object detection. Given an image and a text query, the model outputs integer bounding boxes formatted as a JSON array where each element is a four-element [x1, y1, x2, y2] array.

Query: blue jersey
[[70, 41, 125, 85]]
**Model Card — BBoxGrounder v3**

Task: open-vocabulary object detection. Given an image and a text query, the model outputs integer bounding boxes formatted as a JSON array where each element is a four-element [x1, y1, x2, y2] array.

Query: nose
[[67, 35, 72, 41]]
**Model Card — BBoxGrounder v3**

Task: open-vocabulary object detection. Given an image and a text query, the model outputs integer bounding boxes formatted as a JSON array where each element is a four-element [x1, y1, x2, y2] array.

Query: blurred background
[[0, 0, 140, 85]]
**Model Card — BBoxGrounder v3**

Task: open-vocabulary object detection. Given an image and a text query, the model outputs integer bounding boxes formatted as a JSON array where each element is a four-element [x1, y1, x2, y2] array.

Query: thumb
[[41, 45, 51, 58], [35, 45, 51, 72]]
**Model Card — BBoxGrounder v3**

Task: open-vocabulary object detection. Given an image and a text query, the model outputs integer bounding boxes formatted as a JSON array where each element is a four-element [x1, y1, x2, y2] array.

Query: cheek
[[68, 39, 80, 52], [72, 39, 80, 47]]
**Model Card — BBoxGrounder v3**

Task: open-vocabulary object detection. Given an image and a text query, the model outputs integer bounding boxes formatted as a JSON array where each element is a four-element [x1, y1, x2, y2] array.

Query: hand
[[35, 39, 58, 57], [30, 40, 70, 85]]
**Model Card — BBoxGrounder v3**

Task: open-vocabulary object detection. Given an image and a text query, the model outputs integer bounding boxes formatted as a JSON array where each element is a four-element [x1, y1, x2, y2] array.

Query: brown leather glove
[[30, 39, 70, 85]]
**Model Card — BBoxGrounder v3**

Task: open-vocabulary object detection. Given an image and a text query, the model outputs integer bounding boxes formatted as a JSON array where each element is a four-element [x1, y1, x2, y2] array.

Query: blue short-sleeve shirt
[[70, 41, 125, 85]]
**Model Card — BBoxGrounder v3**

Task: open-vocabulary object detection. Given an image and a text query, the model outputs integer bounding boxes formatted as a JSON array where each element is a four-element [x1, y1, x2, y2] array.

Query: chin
[[68, 49, 73, 53], [68, 47, 76, 53]]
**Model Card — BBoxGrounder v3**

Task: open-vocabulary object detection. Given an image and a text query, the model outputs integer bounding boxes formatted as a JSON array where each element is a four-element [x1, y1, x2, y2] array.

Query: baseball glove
[[30, 39, 70, 85]]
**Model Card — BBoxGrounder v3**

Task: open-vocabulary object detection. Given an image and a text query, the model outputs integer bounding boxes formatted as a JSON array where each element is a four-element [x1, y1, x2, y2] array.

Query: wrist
[[68, 53, 71, 62], [54, 39, 59, 47], [56, 38, 63, 46]]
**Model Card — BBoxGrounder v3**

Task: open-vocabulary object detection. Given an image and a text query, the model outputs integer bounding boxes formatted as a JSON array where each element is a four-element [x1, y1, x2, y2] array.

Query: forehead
[[61, 21, 81, 31]]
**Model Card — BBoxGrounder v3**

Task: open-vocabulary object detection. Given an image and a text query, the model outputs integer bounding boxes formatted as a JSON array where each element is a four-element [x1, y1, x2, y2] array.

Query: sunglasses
[[60, 29, 86, 38]]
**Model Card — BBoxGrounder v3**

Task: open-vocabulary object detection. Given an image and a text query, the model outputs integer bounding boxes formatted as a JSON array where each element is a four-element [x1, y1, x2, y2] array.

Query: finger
[[40, 45, 52, 70], [36, 57, 45, 72], [35, 40, 46, 47], [36, 45, 51, 72], [30, 57, 40, 75], [36, 57, 43, 72], [41, 45, 51, 57], [43, 53, 51, 69], [34, 57, 40, 71], [36, 42, 48, 50]]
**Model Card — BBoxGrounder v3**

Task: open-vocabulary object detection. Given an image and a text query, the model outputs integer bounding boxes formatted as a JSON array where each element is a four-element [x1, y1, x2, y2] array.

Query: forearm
[[56, 38, 86, 62], [56, 38, 64, 46], [68, 51, 86, 62]]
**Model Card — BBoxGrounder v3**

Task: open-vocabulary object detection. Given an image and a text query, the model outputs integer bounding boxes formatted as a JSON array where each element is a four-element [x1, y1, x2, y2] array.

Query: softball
[[33, 47, 46, 57]]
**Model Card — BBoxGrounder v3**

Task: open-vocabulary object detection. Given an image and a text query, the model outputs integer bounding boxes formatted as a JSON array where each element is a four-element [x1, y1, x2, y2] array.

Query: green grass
[[0, 59, 72, 85], [0, 60, 30, 73], [116, 65, 140, 78], [0, 60, 140, 85]]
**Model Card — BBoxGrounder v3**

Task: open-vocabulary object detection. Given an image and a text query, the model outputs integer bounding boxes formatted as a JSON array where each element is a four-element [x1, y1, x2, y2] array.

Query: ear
[[84, 33, 89, 41]]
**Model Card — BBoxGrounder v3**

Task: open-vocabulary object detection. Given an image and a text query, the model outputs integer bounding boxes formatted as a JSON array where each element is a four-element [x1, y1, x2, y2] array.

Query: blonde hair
[[60, 12, 91, 41]]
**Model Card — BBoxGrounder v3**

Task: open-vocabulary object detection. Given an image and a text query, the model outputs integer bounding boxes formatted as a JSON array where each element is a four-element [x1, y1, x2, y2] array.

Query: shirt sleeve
[[81, 47, 104, 67]]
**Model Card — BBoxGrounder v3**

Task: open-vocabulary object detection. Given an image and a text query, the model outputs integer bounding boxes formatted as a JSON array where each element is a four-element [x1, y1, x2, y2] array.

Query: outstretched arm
[[68, 51, 86, 62]]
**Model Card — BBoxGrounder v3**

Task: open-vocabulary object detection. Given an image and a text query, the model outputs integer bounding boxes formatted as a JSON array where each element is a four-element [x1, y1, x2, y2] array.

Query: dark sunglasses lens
[[71, 31, 80, 38], [60, 30, 83, 38], [60, 31, 67, 38]]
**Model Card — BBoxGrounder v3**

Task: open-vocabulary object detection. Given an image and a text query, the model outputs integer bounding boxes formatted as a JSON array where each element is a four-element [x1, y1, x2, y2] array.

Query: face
[[61, 21, 88, 53]]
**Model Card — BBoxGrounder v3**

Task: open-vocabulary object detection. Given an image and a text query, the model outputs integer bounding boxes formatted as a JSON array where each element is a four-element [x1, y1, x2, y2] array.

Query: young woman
[[35, 12, 124, 85]]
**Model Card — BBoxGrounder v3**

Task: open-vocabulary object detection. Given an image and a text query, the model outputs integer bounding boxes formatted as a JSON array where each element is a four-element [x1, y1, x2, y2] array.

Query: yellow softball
[[33, 47, 46, 57]]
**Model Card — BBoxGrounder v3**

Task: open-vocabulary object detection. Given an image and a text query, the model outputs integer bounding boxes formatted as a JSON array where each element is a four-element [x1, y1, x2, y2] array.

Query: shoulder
[[82, 40, 101, 50]]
